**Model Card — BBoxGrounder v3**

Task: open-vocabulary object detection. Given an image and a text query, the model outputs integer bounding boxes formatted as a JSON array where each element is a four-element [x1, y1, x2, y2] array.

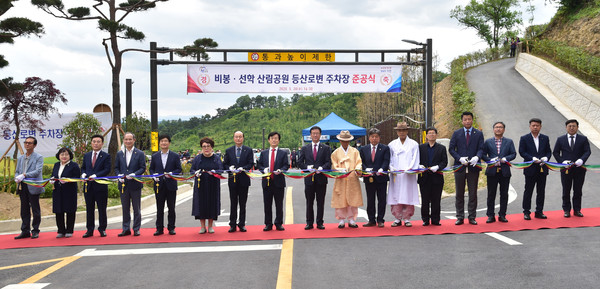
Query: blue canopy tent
[[302, 112, 366, 142]]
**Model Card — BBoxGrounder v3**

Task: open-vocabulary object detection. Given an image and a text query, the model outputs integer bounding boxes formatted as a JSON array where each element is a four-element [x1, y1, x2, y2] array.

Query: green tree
[[61, 112, 103, 165], [450, 0, 523, 50], [122, 111, 151, 151], [0, 0, 44, 68]]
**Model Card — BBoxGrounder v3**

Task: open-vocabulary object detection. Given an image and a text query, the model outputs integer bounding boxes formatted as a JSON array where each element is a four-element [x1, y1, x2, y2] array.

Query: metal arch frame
[[149, 41, 433, 150]]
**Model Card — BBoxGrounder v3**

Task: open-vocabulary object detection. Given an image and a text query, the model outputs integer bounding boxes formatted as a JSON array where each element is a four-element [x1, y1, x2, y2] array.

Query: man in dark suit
[[81, 134, 111, 238], [482, 122, 516, 223], [448, 111, 484, 225], [418, 128, 448, 226], [14, 137, 44, 239], [518, 118, 552, 220], [149, 134, 182, 236], [358, 128, 389, 227], [114, 132, 147, 236], [223, 131, 254, 233], [256, 131, 289, 231], [553, 119, 591, 218], [298, 126, 332, 230]]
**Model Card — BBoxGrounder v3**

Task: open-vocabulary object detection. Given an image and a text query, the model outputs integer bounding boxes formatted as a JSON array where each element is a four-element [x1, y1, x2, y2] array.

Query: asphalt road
[[2, 58, 600, 288]]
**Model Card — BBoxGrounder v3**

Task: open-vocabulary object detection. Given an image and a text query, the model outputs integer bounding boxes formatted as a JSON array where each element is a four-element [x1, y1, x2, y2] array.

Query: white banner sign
[[1, 112, 112, 158], [187, 64, 402, 93]]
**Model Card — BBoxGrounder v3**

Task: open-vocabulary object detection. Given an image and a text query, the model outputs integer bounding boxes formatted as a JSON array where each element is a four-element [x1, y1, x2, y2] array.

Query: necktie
[[570, 135, 574, 149], [92, 152, 97, 168], [236, 147, 241, 162], [313, 144, 317, 161], [270, 149, 276, 172], [466, 130, 471, 145], [371, 146, 376, 162]]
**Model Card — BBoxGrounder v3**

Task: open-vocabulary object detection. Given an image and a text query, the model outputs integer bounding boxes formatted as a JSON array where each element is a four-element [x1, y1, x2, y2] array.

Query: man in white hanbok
[[387, 122, 420, 227]]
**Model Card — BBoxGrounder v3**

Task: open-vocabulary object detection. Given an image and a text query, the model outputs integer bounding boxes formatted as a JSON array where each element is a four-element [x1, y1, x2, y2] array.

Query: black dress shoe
[[275, 225, 285, 231], [486, 216, 496, 223], [154, 230, 164, 236], [377, 222, 384, 228], [317, 224, 325, 230], [468, 219, 478, 225], [133, 230, 140, 236], [574, 211, 584, 217], [99, 231, 107, 237], [263, 225, 273, 231], [348, 223, 358, 228], [432, 222, 441, 226], [228, 226, 237, 233], [238, 226, 247, 232], [498, 216, 508, 223], [338, 223, 345, 229], [455, 219, 464, 225], [564, 212, 571, 218], [31, 232, 39, 239], [422, 221, 430, 226], [534, 213, 547, 219], [14, 232, 31, 240], [118, 230, 131, 237], [82, 231, 93, 238], [168, 229, 176, 235], [524, 213, 531, 220], [304, 224, 314, 230], [362, 222, 376, 227]]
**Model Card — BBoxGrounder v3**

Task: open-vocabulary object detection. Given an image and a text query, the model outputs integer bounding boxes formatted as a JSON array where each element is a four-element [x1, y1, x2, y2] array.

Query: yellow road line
[[0, 258, 67, 271], [20, 256, 82, 284], [276, 186, 294, 289]]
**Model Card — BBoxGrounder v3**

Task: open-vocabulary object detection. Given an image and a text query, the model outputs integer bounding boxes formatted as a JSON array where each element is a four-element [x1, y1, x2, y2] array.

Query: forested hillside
[[159, 93, 361, 152]]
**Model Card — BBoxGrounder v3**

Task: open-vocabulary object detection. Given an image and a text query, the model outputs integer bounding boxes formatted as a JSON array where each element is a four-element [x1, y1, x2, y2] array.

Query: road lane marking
[[74, 244, 282, 257], [0, 258, 67, 271], [2, 284, 50, 288], [485, 232, 522, 245], [276, 186, 295, 289], [20, 256, 82, 284]]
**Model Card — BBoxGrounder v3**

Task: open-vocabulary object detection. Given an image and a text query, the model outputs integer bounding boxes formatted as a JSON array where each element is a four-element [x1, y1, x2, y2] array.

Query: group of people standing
[[12, 111, 592, 239]]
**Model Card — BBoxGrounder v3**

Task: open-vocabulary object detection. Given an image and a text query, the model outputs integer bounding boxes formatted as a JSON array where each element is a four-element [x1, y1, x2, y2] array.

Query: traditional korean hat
[[393, 121, 410, 130], [336, 130, 354, 141]]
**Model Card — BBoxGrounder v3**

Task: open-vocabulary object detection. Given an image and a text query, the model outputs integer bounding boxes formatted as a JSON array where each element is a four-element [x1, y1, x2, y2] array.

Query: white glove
[[118, 175, 124, 183], [469, 156, 479, 166], [274, 169, 282, 175], [430, 165, 439, 173], [81, 173, 87, 179], [195, 170, 202, 177], [59, 179, 66, 184], [89, 174, 97, 179], [263, 168, 269, 174], [501, 157, 507, 163], [365, 168, 373, 172], [532, 157, 540, 163], [126, 173, 135, 179], [459, 157, 468, 165], [229, 165, 235, 171], [418, 165, 426, 169], [153, 177, 159, 182], [377, 168, 384, 175], [575, 159, 584, 167], [540, 157, 548, 162], [307, 165, 313, 170], [237, 167, 244, 171], [317, 166, 323, 174], [490, 157, 499, 163], [210, 170, 216, 173], [562, 160, 571, 165], [165, 172, 173, 178]]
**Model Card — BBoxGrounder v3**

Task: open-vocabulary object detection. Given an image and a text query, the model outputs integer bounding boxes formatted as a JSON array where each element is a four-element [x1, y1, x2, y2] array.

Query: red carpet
[[2, 208, 600, 250]]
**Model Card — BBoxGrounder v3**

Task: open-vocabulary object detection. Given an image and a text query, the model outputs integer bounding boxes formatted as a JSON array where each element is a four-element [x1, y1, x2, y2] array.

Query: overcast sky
[[1, 0, 558, 121]]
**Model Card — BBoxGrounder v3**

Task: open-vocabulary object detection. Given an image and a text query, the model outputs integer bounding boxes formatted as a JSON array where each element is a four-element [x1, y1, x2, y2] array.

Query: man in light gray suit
[[14, 137, 45, 239]]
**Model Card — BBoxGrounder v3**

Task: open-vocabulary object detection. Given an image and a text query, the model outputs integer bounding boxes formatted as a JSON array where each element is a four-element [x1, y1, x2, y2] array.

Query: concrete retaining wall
[[516, 53, 600, 127]]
